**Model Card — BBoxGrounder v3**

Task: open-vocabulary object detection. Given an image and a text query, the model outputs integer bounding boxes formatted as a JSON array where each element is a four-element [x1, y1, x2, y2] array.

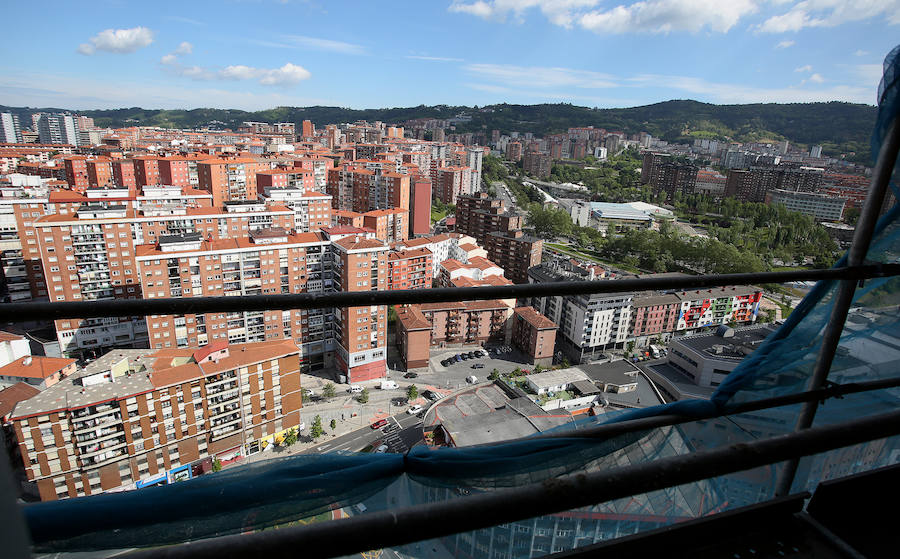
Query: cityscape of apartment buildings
[[0, 104, 872, 511]]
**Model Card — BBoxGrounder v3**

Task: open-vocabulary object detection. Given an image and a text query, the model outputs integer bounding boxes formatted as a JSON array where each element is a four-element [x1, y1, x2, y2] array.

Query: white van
[[349, 385, 363, 394], [380, 380, 398, 390]]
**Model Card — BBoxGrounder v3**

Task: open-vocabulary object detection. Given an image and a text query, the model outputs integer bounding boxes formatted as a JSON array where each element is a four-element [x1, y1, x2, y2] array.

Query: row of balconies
[[72, 413, 122, 434]]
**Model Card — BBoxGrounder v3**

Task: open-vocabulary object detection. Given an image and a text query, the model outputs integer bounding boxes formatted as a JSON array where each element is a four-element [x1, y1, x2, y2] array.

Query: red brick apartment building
[[7, 340, 302, 501], [387, 248, 432, 291], [330, 234, 390, 383], [511, 307, 558, 366]]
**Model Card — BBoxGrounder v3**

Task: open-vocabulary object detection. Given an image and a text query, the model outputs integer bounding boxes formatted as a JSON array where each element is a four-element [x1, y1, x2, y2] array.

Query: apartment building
[[35, 113, 80, 146], [387, 248, 432, 291], [511, 307, 558, 366], [528, 261, 634, 363], [132, 156, 162, 189], [330, 234, 389, 383], [523, 151, 552, 178], [34, 202, 296, 356], [362, 208, 408, 244], [433, 166, 472, 205], [63, 157, 90, 192], [485, 230, 543, 285], [256, 168, 314, 197], [506, 141, 522, 162], [135, 229, 332, 354], [8, 340, 303, 501], [455, 193, 523, 246], [326, 165, 410, 215], [674, 286, 762, 332], [198, 157, 268, 207], [409, 175, 432, 237], [725, 165, 825, 203], [398, 299, 510, 356], [629, 293, 682, 346], [157, 155, 202, 188], [766, 189, 846, 221], [393, 233, 452, 279], [438, 256, 504, 287], [0, 356, 78, 390], [650, 163, 698, 203], [263, 188, 332, 233], [0, 112, 22, 144]]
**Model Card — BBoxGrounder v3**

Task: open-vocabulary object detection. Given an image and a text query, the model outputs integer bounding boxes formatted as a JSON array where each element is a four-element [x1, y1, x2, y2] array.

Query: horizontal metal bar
[[523, 376, 900, 445], [124, 407, 900, 559], [7, 264, 900, 322]]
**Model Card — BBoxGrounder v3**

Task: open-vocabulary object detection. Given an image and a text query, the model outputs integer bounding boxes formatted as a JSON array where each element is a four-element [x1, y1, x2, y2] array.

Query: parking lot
[[402, 344, 537, 391]]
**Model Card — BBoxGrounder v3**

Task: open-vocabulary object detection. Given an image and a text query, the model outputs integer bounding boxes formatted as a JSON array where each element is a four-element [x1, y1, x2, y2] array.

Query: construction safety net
[[21, 46, 900, 558]]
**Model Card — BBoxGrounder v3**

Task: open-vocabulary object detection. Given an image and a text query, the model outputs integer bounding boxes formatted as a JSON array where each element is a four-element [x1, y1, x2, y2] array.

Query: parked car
[[471, 363, 484, 369], [349, 385, 363, 394], [460, 353, 469, 360], [407, 404, 423, 415], [422, 390, 439, 401], [404, 372, 418, 379], [477, 350, 487, 357], [392, 397, 409, 406], [375, 444, 389, 453], [442, 359, 452, 366], [466, 375, 478, 383], [371, 419, 388, 429], [454, 354, 462, 362], [467, 351, 476, 359]]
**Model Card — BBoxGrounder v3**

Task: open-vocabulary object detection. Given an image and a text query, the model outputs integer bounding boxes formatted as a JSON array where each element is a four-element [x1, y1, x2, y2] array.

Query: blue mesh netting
[[21, 47, 900, 557]]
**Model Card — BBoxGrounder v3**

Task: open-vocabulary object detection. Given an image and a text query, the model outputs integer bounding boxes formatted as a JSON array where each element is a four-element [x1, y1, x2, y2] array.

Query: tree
[[330, 419, 337, 431], [406, 384, 418, 401], [322, 382, 336, 400], [534, 364, 544, 374], [357, 387, 369, 404], [211, 457, 222, 472], [489, 368, 500, 381], [626, 341, 635, 354], [301, 389, 310, 404], [561, 357, 571, 369], [283, 427, 298, 447], [310, 415, 323, 440]]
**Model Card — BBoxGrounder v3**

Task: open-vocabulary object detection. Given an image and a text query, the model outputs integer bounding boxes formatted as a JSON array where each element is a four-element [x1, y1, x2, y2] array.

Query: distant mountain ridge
[[0, 100, 878, 164]]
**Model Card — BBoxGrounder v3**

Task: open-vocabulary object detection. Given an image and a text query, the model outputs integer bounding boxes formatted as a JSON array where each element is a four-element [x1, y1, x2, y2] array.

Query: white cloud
[[449, 1, 606, 27], [795, 64, 813, 72], [464, 63, 618, 88], [579, 0, 757, 33], [758, 0, 900, 33], [281, 35, 366, 55], [406, 55, 465, 62], [77, 27, 154, 55], [775, 40, 795, 48], [174, 41, 193, 56], [450, 0, 757, 32], [450, 0, 495, 19], [855, 49, 868, 56], [161, 42, 310, 86], [221, 63, 311, 85], [808, 73, 825, 83], [0, 71, 329, 111]]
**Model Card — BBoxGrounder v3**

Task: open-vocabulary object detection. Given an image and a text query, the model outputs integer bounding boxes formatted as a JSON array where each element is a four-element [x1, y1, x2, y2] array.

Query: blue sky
[[0, 1, 896, 111]]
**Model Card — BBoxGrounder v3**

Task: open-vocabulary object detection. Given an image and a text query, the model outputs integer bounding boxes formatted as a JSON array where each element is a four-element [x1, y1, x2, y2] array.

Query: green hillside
[[0, 99, 877, 164]]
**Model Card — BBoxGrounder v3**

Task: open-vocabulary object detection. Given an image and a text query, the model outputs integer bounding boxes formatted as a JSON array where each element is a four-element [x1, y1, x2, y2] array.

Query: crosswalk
[[379, 418, 408, 453]]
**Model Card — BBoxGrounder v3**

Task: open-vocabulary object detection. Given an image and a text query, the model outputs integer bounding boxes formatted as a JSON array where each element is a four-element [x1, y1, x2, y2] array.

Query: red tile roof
[[0, 382, 40, 419], [0, 356, 76, 380], [514, 307, 558, 330]]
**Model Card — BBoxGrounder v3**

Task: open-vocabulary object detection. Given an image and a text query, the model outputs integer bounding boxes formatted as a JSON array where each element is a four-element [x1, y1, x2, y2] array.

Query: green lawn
[[546, 243, 643, 273]]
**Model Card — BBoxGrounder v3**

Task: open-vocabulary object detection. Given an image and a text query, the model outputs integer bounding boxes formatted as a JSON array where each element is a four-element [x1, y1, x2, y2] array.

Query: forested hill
[[0, 99, 877, 163]]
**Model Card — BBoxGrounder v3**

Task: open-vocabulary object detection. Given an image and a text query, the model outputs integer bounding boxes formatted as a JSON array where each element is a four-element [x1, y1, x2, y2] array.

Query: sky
[[0, 0, 896, 111]]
